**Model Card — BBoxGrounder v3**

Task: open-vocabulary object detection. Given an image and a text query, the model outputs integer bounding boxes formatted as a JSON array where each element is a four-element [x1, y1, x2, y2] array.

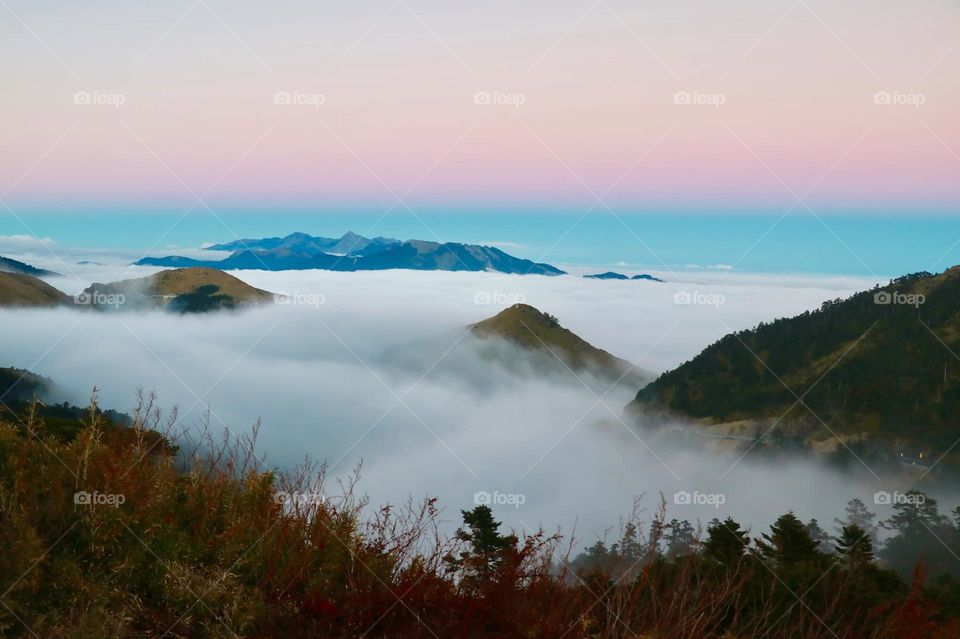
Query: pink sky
[[1, 0, 958, 210]]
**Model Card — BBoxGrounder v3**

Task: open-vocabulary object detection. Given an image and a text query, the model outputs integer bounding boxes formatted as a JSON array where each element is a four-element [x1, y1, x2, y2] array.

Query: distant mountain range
[[136, 232, 565, 276], [584, 271, 665, 282], [628, 267, 960, 453], [206, 231, 402, 257], [0, 255, 57, 277]]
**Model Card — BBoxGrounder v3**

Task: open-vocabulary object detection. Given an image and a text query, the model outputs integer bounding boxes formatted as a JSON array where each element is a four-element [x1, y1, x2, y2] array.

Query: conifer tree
[[757, 512, 821, 566], [704, 517, 749, 567], [835, 524, 874, 570], [445, 505, 518, 582]]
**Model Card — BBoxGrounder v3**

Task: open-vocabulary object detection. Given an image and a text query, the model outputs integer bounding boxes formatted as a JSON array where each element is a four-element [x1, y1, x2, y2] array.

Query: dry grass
[[0, 393, 955, 638], [0, 272, 69, 307]]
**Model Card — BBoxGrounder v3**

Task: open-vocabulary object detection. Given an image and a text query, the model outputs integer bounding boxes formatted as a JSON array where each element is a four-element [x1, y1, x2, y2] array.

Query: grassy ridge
[[0, 272, 68, 307]]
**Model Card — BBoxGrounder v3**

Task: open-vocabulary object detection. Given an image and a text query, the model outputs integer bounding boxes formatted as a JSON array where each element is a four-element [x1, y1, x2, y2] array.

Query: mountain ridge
[[139, 232, 565, 276], [0, 255, 57, 277]]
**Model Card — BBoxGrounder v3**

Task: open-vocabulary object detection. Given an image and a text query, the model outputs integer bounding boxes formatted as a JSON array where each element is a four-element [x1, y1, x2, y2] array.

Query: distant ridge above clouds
[[584, 271, 665, 282], [136, 232, 565, 276], [205, 231, 401, 257], [0, 255, 58, 277]]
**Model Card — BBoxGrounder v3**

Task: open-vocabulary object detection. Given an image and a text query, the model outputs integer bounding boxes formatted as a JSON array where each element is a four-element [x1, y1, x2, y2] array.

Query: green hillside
[[629, 267, 960, 452]]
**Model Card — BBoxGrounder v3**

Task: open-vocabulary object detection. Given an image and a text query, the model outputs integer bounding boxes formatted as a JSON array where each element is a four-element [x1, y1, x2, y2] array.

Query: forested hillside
[[631, 268, 960, 452]]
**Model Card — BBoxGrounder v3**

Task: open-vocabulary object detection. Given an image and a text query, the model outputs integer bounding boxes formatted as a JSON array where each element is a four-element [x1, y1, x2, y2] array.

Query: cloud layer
[[2, 264, 918, 540]]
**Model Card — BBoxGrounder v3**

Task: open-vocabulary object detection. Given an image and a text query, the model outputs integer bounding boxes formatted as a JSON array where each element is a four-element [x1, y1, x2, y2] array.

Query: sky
[[1, 0, 958, 219], [4, 211, 960, 277]]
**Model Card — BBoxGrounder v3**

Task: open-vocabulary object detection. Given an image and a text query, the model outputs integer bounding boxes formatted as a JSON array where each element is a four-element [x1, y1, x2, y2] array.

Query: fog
[[1, 260, 928, 543]]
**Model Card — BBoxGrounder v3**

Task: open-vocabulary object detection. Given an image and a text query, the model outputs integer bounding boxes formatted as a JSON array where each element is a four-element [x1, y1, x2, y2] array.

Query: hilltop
[[471, 303, 643, 383], [83, 267, 274, 312], [628, 267, 960, 453], [0, 272, 69, 307]]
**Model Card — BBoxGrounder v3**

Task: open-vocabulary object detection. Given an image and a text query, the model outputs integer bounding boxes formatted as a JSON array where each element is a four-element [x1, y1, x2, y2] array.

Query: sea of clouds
[[1, 253, 922, 544]]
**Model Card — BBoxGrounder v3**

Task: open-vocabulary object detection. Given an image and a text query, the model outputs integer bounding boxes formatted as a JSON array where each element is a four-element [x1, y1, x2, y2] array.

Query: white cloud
[[0, 267, 903, 539], [683, 263, 735, 271], [0, 234, 56, 253]]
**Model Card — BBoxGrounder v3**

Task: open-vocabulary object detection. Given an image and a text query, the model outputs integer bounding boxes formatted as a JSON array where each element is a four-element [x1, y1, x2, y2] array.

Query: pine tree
[[704, 517, 749, 567], [444, 505, 518, 582], [611, 522, 643, 565], [571, 540, 615, 575], [805, 518, 833, 554], [646, 519, 665, 557], [835, 524, 875, 570], [881, 491, 946, 536], [880, 491, 954, 579], [665, 519, 696, 557], [757, 512, 821, 566], [834, 498, 878, 542]]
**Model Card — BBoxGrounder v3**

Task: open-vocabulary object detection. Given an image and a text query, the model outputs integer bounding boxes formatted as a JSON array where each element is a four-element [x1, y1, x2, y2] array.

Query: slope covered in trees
[[630, 267, 960, 452]]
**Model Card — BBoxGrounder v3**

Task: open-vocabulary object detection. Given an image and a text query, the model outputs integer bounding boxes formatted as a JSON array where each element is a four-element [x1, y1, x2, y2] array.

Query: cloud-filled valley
[[0, 262, 908, 539]]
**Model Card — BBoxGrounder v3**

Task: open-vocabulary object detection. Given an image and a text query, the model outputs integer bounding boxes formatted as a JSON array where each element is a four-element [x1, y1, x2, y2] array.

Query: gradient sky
[[1, 0, 958, 213]]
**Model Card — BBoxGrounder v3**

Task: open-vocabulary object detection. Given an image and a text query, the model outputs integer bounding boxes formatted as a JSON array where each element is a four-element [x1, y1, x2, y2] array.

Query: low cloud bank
[[2, 265, 919, 539]]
